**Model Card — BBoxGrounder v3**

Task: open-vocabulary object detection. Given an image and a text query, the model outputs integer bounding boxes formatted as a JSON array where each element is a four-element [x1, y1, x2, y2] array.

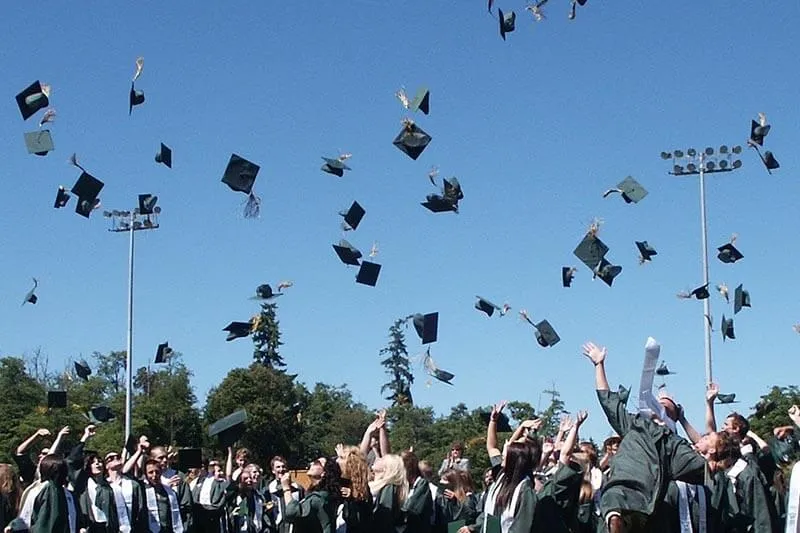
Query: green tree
[[747, 385, 800, 439], [204, 364, 300, 464], [252, 302, 286, 369], [0, 357, 47, 463], [380, 318, 415, 406], [538, 386, 568, 436], [386, 404, 436, 457]]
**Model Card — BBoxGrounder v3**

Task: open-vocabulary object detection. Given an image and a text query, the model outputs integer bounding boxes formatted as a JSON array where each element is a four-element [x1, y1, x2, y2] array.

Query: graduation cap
[[321, 156, 352, 177], [717, 242, 743, 264], [393, 120, 432, 160], [678, 283, 710, 300], [412, 312, 439, 344], [573, 233, 609, 272], [177, 448, 203, 471], [340, 201, 365, 231], [138, 194, 158, 215], [24, 130, 54, 156], [498, 9, 516, 40], [635, 241, 657, 263], [534, 320, 560, 348], [409, 87, 430, 115], [475, 297, 508, 318], [421, 194, 459, 214], [594, 259, 622, 287], [124, 434, 138, 457], [22, 278, 38, 306], [223, 321, 254, 341], [221, 154, 261, 218], [603, 176, 648, 204], [54, 186, 70, 208], [716, 393, 738, 404], [562, 267, 576, 288], [734, 284, 750, 315], [760, 151, 780, 174], [155, 143, 172, 168], [48, 391, 67, 409], [721, 315, 735, 341], [655, 362, 676, 376], [74, 360, 92, 381], [748, 114, 770, 147], [480, 411, 512, 433], [423, 349, 454, 385], [356, 261, 381, 287], [251, 284, 283, 300], [70, 171, 104, 219], [129, 83, 145, 115], [208, 409, 248, 448], [155, 342, 172, 364], [333, 240, 363, 266], [442, 177, 463, 203], [16, 81, 50, 121], [86, 405, 115, 424], [76, 197, 101, 218]]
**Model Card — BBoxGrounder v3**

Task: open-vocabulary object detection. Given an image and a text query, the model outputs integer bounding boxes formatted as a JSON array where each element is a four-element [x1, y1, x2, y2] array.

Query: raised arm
[[377, 410, 391, 456], [789, 405, 800, 430], [16, 428, 50, 456], [225, 447, 233, 479], [50, 426, 70, 454], [582, 343, 609, 391], [704, 383, 719, 433], [678, 407, 702, 444], [560, 411, 588, 465], [123, 436, 149, 476], [359, 416, 380, 457], [486, 401, 507, 458]]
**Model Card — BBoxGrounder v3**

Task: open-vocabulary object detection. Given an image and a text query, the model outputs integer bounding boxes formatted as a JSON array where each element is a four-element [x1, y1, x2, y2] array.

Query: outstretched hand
[[491, 401, 507, 420], [576, 410, 588, 425], [706, 383, 719, 403], [582, 342, 607, 365]]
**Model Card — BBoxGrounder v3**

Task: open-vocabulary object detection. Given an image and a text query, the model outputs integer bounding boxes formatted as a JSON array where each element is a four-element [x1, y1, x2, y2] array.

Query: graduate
[[150, 446, 193, 527], [105, 448, 148, 533], [335, 445, 373, 533], [283, 459, 339, 533], [401, 450, 434, 533], [18, 455, 78, 533], [433, 468, 479, 532], [225, 464, 269, 532], [266, 456, 303, 533], [143, 458, 185, 533], [369, 454, 407, 533], [1, 464, 22, 531], [437, 443, 470, 477], [190, 459, 229, 533]]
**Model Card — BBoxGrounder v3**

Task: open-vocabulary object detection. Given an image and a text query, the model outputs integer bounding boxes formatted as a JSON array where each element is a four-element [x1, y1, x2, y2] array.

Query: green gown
[[711, 459, 778, 532], [284, 489, 333, 533], [402, 477, 433, 533], [30, 481, 75, 533], [373, 484, 402, 533], [191, 476, 229, 533]]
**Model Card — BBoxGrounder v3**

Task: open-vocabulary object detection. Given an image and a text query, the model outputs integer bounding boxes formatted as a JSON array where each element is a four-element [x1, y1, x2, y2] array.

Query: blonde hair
[[0, 463, 21, 513], [341, 446, 370, 502], [368, 454, 408, 504]]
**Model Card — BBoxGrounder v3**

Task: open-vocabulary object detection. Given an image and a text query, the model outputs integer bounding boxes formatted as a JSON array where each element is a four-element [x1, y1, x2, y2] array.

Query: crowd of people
[[0, 339, 798, 532]]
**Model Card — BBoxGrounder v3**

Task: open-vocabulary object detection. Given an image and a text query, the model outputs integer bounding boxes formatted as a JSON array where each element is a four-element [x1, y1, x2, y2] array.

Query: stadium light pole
[[104, 202, 161, 445], [660, 146, 743, 385]]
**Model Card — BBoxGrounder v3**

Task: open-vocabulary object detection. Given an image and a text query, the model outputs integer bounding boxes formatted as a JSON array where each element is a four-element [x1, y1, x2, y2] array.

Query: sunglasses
[[105, 454, 120, 463]]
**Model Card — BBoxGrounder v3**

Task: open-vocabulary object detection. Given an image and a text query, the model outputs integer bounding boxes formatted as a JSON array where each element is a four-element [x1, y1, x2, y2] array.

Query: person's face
[[579, 443, 593, 455], [369, 435, 379, 448], [272, 460, 287, 478], [371, 457, 385, 479], [105, 453, 122, 472], [89, 457, 104, 476], [152, 449, 169, 470], [236, 455, 248, 468], [695, 432, 720, 461], [484, 470, 494, 486], [248, 467, 260, 485], [145, 463, 161, 485], [211, 463, 223, 479], [722, 417, 738, 436], [451, 447, 462, 459], [308, 462, 324, 480], [240, 470, 253, 489]]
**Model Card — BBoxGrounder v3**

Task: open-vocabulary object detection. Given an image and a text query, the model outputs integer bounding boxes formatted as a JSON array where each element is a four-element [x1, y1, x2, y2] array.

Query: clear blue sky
[[2, 1, 799, 443]]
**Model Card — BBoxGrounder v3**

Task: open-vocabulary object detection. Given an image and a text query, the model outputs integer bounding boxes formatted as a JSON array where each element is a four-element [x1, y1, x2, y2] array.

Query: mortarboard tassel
[[69, 153, 87, 173], [39, 109, 56, 127], [243, 192, 261, 219], [132, 57, 144, 83], [568, 1, 576, 19], [369, 241, 379, 258], [427, 166, 439, 187], [717, 283, 729, 303]]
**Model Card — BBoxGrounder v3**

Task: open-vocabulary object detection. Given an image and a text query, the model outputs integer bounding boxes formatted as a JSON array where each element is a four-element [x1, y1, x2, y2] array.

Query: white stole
[[637, 337, 677, 433], [726, 459, 748, 494], [483, 473, 529, 533], [87, 477, 109, 523], [109, 479, 133, 533], [146, 483, 184, 533], [335, 503, 347, 533], [269, 478, 300, 525], [236, 493, 264, 531], [677, 482, 707, 533], [18, 482, 44, 526], [786, 461, 800, 533]]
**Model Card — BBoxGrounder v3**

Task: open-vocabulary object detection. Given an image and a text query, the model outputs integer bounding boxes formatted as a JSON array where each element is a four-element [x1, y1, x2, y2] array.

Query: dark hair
[[315, 458, 343, 510], [495, 441, 536, 511], [83, 452, 105, 478], [451, 441, 464, 452], [144, 458, 161, 471], [401, 450, 421, 485], [39, 455, 68, 486], [726, 413, 750, 440]]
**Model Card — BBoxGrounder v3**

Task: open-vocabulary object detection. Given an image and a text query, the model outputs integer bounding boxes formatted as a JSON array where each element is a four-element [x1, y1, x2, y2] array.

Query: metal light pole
[[661, 146, 743, 385], [104, 202, 161, 444]]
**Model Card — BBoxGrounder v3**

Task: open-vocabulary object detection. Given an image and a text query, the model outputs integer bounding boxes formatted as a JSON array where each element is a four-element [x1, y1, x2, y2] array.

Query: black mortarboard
[[340, 201, 365, 231], [761, 151, 780, 173], [24, 130, 54, 156], [749, 119, 770, 147], [22, 279, 38, 306], [498, 9, 516, 40], [333, 240, 363, 266], [655, 362, 676, 376], [177, 448, 203, 471], [534, 320, 560, 347], [635, 241, 657, 262], [393, 121, 432, 160], [562, 267, 576, 288], [356, 261, 382, 287], [573, 234, 609, 271], [421, 194, 458, 214], [721, 315, 735, 341], [75, 198, 101, 218], [681, 284, 710, 300], [125, 434, 138, 456], [716, 393, 738, 404], [155, 342, 172, 364], [129, 82, 145, 115], [413, 312, 439, 344], [480, 411, 512, 433], [409, 87, 430, 115], [155, 143, 172, 168], [321, 157, 351, 177], [86, 405, 115, 424], [734, 284, 750, 315], [618, 385, 630, 404], [717, 243, 743, 264], [475, 297, 501, 317], [138, 194, 158, 215], [208, 409, 248, 448], [54, 186, 70, 209], [223, 321, 254, 341], [252, 284, 283, 300], [594, 259, 622, 287], [221, 154, 260, 195], [16, 81, 50, 121], [442, 177, 463, 203], [74, 360, 92, 381], [48, 391, 67, 409], [71, 172, 104, 218]]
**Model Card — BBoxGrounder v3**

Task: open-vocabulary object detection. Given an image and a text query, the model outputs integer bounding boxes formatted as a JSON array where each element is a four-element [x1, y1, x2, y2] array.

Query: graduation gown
[[340, 492, 373, 533], [712, 459, 778, 532], [13, 453, 37, 487], [267, 479, 303, 533], [1, 492, 16, 530], [109, 475, 149, 533], [373, 484, 402, 533], [649, 481, 717, 533], [64, 442, 121, 533], [145, 481, 184, 533], [530, 461, 583, 533], [284, 489, 333, 533], [162, 469, 194, 529], [472, 475, 538, 533], [191, 476, 229, 533], [433, 491, 478, 532], [402, 477, 433, 533], [30, 481, 78, 533], [225, 485, 269, 533], [596, 389, 706, 519]]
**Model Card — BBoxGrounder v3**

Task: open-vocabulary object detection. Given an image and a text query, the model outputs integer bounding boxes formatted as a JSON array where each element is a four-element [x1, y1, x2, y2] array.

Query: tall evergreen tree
[[539, 385, 568, 436], [252, 302, 286, 369], [379, 317, 415, 406]]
